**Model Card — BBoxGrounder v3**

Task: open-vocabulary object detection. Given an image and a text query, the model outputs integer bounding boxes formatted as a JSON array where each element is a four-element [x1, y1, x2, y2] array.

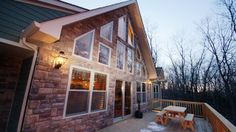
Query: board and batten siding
[[0, 0, 70, 42]]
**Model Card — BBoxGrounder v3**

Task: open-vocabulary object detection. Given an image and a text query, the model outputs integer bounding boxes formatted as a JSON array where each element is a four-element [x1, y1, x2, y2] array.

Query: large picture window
[[98, 43, 111, 65], [118, 16, 127, 41], [73, 30, 94, 59], [116, 41, 125, 70], [65, 66, 108, 117], [127, 48, 134, 73], [100, 22, 113, 42], [136, 82, 146, 103]]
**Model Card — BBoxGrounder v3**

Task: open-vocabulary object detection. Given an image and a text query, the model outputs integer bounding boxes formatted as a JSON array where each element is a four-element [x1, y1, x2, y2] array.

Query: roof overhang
[[22, 0, 157, 79]]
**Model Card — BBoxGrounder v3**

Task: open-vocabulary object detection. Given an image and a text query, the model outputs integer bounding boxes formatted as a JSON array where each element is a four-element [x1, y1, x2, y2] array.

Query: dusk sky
[[63, 0, 218, 66]]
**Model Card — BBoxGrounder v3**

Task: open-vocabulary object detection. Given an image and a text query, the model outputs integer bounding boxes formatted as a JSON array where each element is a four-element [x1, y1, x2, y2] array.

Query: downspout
[[17, 38, 39, 132]]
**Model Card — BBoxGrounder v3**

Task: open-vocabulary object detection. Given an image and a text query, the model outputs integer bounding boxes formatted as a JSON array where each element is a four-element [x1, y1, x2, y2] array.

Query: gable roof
[[22, 0, 157, 80]]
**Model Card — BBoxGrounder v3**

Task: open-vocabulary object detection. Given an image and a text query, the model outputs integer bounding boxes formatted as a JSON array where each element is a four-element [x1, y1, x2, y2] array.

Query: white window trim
[[153, 84, 159, 99], [100, 21, 113, 43], [118, 15, 127, 41], [97, 42, 112, 67], [63, 65, 109, 118], [136, 47, 142, 61], [116, 41, 126, 71], [127, 47, 134, 74], [136, 82, 147, 104], [136, 62, 142, 76], [72, 30, 95, 61]]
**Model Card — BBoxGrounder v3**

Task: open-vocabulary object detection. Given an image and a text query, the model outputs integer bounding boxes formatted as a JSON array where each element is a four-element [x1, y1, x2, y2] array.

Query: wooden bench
[[182, 113, 195, 131], [155, 110, 168, 125]]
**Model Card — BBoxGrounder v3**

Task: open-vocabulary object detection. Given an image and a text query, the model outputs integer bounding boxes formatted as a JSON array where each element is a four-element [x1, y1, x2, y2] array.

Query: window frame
[[136, 82, 147, 104], [97, 42, 112, 66], [127, 47, 134, 74], [72, 30, 95, 61], [153, 84, 159, 99], [100, 21, 113, 43], [128, 19, 134, 46], [116, 40, 126, 71], [136, 62, 142, 76], [118, 15, 127, 41], [63, 65, 109, 118]]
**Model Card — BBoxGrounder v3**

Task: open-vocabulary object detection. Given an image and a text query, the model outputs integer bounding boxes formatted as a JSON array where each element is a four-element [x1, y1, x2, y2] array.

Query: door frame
[[113, 80, 133, 122]]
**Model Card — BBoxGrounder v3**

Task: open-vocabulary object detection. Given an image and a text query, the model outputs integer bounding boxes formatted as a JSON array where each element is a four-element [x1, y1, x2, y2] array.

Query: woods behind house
[[150, 0, 236, 125]]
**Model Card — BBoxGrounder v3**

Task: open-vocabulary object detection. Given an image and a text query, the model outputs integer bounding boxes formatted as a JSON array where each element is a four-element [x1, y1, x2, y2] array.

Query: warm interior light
[[54, 51, 67, 69]]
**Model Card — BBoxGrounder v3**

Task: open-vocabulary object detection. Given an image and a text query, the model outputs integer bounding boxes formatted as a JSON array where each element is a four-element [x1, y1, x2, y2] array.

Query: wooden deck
[[99, 112, 212, 132]]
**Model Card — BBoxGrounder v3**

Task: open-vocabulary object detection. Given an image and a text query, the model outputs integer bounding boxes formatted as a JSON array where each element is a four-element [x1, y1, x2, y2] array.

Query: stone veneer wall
[[23, 7, 151, 132], [0, 56, 22, 130]]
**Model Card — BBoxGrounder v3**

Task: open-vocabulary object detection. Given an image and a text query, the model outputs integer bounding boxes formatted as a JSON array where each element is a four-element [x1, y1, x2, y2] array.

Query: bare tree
[[145, 21, 159, 67], [221, 0, 236, 35]]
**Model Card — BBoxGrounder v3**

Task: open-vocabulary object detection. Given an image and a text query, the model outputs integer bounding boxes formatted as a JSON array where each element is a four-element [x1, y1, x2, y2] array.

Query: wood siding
[[0, 0, 69, 42]]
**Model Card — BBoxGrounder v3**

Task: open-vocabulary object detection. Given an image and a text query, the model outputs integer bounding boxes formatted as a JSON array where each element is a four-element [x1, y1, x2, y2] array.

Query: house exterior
[[0, 0, 157, 131]]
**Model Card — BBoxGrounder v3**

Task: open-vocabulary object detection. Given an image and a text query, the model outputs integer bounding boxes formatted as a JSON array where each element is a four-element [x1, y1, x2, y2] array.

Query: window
[[65, 66, 108, 117], [136, 48, 141, 60], [92, 73, 107, 111], [127, 48, 134, 73], [116, 41, 125, 70], [128, 20, 134, 45], [118, 16, 127, 40], [142, 66, 146, 77], [153, 84, 158, 99], [136, 62, 141, 76], [98, 43, 111, 65], [100, 22, 113, 42], [73, 30, 94, 59], [136, 82, 146, 103]]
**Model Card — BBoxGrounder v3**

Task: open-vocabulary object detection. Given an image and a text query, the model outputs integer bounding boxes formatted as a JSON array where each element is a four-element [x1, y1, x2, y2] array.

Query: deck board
[[99, 112, 212, 132]]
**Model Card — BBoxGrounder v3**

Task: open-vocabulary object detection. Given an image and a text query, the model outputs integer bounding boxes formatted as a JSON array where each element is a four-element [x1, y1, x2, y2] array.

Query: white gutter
[[17, 38, 38, 132]]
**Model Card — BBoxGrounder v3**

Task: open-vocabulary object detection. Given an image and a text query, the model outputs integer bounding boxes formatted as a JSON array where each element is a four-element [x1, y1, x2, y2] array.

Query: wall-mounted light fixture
[[54, 51, 67, 69], [146, 80, 152, 85]]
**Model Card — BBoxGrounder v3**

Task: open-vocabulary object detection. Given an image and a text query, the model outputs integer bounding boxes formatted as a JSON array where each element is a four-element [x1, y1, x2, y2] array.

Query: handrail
[[151, 99, 236, 132], [203, 103, 236, 132]]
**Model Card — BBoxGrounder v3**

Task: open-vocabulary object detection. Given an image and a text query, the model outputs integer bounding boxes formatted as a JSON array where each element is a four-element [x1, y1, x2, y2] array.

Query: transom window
[[118, 16, 127, 41], [128, 20, 134, 45], [64, 66, 108, 117], [73, 30, 94, 59], [136, 82, 146, 103], [127, 48, 134, 73], [100, 22, 113, 42], [98, 43, 111, 65], [116, 41, 126, 70]]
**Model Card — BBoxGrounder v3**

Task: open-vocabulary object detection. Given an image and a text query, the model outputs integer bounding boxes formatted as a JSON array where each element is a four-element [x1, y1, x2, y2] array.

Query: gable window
[[128, 20, 134, 45], [98, 43, 111, 65], [73, 30, 94, 59], [100, 22, 113, 42], [136, 62, 141, 76], [65, 66, 108, 117], [116, 41, 125, 70], [127, 48, 134, 73], [118, 16, 127, 41], [136, 82, 146, 103]]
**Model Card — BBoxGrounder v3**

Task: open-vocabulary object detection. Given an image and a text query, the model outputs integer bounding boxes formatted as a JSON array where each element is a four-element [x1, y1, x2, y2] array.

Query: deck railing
[[151, 99, 236, 132]]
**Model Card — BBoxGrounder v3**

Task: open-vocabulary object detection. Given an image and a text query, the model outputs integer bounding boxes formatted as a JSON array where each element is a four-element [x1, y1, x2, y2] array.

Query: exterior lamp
[[146, 80, 152, 84], [54, 51, 67, 69]]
